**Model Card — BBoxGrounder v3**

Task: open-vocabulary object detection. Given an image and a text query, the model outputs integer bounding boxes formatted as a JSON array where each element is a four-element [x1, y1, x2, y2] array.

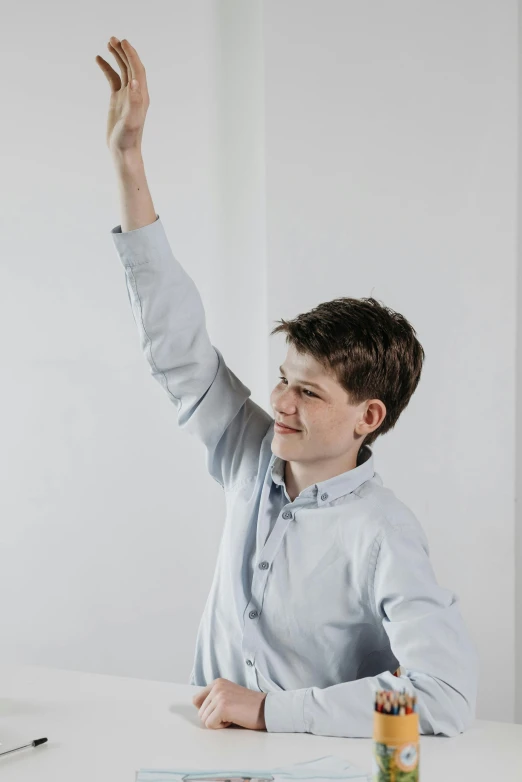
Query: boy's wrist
[[111, 146, 144, 170]]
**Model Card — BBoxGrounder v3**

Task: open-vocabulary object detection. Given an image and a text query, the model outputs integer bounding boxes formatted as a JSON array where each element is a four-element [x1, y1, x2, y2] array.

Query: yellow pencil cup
[[372, 711, 419, 781]]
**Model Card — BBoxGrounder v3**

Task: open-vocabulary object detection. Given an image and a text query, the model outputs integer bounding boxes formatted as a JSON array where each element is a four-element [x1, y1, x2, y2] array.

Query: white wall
[[515, 0, 522, 723], [264, 0, 518, 723], [0, 0, 266, 683], [0, 0, 518, 723]]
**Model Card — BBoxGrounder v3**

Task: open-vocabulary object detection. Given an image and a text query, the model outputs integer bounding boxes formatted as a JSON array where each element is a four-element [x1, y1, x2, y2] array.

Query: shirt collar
[[270, 443, 376, 504]]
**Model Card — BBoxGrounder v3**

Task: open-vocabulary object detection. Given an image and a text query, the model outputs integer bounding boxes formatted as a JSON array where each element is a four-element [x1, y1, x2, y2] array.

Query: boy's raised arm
[[97, 37, 156, 232], [97, 37, 273, 490]]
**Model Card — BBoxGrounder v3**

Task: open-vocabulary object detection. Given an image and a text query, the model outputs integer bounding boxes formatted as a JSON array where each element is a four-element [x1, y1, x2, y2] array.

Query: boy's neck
[[284, 447, 362, 502]]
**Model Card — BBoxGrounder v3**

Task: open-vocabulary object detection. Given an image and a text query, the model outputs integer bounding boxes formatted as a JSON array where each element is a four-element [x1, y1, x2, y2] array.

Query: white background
[[0, 0, 519, 724]]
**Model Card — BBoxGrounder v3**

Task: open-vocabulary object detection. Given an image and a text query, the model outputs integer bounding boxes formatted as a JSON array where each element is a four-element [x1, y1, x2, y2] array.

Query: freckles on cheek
[[320, 414, 345, 439]]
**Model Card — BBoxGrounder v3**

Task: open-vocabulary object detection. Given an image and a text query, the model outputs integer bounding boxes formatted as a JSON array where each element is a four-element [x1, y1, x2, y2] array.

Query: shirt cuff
[[110, 214, 162, 269], [264, 688, 309, 733]]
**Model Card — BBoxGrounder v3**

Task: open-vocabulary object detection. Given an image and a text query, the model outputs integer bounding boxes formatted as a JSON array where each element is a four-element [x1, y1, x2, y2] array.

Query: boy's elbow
[[417, 672, 477, 737], [440, 695, 475, 736], [452, 687, 476, 734], [421, 691, 475, 737], [442, 656, 479, 736]]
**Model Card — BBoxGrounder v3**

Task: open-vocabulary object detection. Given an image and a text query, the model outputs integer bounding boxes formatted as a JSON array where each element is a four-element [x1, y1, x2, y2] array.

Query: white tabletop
[[0, 664, 520, 781]]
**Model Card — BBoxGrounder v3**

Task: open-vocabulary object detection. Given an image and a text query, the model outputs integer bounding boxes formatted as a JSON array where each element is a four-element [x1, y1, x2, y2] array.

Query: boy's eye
[[278, 376, 316, 397]]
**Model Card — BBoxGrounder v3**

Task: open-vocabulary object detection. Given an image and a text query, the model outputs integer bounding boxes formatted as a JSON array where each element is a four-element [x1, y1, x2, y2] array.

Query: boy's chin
[[271, 436, 301, 455]]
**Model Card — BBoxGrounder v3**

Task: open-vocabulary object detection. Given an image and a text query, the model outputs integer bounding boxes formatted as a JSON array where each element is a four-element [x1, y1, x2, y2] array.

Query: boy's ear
[[356, 399, 386, 436]]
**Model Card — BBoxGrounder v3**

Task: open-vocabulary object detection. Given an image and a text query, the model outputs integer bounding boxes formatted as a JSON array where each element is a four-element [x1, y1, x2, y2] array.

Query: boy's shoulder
[[353, 472, 429, 551]]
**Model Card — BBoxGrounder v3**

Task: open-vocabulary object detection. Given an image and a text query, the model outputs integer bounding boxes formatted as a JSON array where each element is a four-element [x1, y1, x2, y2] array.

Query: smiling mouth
[[275, 422, 301, 432]]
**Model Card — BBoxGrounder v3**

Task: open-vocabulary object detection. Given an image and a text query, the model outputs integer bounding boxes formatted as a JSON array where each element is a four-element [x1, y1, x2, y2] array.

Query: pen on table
[[0, 738, 48, 757]]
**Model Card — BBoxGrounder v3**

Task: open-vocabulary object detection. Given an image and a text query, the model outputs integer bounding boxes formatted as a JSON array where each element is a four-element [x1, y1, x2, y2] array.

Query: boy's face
[[269, 344, 382, 466]]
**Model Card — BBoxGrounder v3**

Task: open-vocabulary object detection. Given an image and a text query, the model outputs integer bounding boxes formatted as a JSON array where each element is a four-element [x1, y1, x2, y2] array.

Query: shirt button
[[321, 492, 328, 501], [282, 511, 293, 519], [259, 561, 269, 570], [246, 659, 254, 666], [249, 610, 259, 619]]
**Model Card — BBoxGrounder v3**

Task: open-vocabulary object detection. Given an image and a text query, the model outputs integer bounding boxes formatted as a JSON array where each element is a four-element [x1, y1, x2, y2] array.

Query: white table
[[0, 664, 520, 781]]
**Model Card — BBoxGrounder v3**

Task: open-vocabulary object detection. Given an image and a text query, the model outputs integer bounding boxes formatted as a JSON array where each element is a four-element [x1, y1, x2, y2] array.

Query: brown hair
[[270, 297, 425, 448]]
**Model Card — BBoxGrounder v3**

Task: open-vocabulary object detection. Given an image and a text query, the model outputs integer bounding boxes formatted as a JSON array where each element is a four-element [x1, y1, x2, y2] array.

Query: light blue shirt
[[111, 215, 479, 738]]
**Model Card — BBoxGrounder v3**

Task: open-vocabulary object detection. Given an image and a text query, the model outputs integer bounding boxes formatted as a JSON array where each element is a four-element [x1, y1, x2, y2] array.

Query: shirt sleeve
[[111, 215, 273, 491], [263, 523, 479, 738]]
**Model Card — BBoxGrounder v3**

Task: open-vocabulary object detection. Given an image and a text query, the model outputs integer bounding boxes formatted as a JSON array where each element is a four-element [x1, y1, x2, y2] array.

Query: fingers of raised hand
[[115, 39, 146, 83], [107, 38, 130, 87], [97, 37, 147, 95]]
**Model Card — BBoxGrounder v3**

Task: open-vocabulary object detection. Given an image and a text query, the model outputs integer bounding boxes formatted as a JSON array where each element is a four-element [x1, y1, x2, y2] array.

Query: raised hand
[[95, 37, 150, 155]]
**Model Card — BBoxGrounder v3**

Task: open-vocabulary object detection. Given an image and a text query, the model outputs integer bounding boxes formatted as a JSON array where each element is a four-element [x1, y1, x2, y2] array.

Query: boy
[[99, 36, 479, 738]]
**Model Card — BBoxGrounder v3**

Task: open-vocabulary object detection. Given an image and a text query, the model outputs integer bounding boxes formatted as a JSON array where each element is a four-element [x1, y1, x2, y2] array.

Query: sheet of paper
[[136, 754, 370, 782]]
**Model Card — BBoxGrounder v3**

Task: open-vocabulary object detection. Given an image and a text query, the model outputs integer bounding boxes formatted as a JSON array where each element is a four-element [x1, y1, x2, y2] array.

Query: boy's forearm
[[112, 150, 157, 233]]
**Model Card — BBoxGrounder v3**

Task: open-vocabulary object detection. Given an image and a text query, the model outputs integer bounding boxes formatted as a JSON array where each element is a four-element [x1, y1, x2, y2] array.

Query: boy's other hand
[[192, 678, 267, 731]]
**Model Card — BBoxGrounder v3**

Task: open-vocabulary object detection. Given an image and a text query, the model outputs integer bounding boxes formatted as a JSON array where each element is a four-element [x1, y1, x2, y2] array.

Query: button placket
[[242, 470, 276, 676], [242, 494, 298, 685], [258, 509, 294, 566], [248, 509, 294, 636]]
